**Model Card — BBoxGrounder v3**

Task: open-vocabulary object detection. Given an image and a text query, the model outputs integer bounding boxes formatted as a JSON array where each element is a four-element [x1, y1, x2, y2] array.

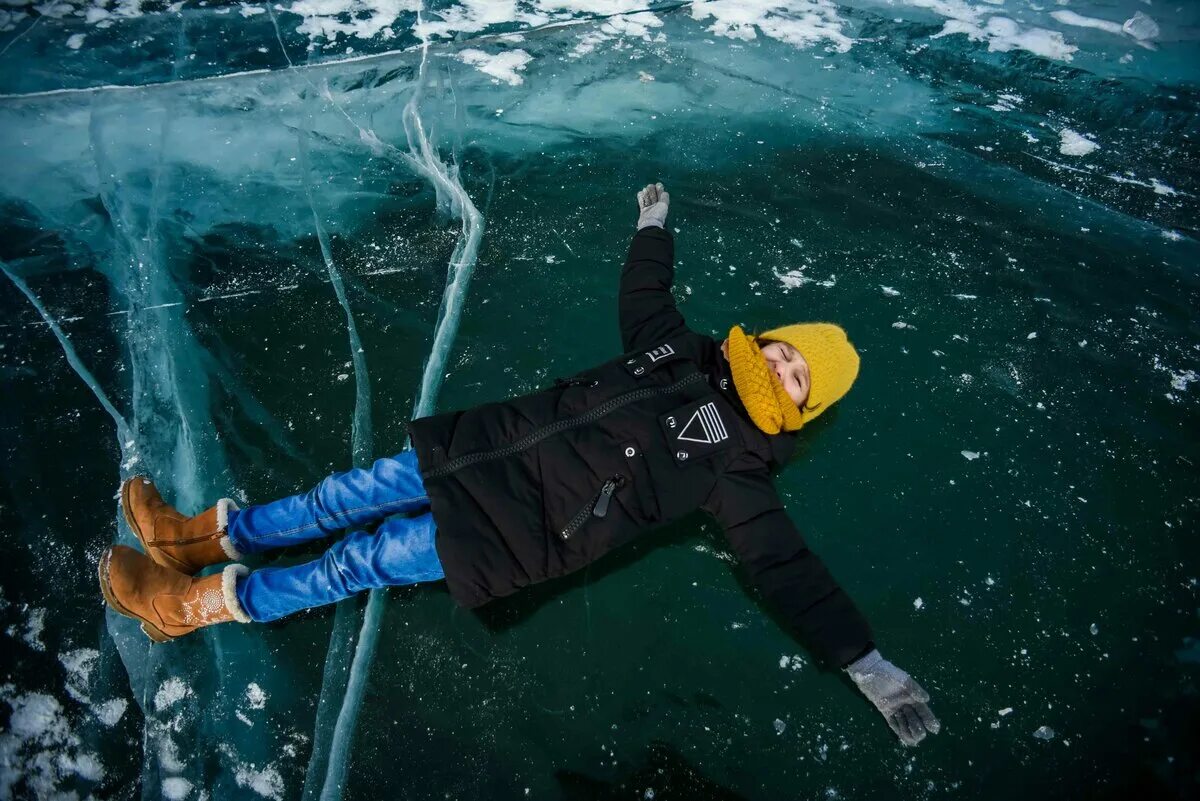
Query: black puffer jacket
[[409, 226, 873, 667]]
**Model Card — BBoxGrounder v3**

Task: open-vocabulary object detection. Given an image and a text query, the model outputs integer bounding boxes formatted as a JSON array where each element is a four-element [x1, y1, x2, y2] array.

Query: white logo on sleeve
[[645, 343, 676, 362], [676, 402, 728, 444]]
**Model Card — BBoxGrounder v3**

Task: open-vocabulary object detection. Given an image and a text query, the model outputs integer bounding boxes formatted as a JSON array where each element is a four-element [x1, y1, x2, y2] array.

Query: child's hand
[[636, 182, 669, 230]]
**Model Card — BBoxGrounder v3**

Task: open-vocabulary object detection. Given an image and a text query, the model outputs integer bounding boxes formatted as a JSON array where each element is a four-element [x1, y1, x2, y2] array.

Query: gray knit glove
[[846, 649, 940, 746], [636, 182, 669, 230]]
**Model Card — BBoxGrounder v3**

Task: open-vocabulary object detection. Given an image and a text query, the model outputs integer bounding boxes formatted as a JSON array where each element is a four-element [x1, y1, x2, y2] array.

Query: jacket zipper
[[425, 370, 706, 479], [560, 474, 625, 540]]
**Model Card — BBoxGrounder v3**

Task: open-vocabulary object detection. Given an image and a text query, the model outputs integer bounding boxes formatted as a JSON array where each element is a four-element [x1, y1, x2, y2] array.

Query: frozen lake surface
[[0, 1, 1197, 799]]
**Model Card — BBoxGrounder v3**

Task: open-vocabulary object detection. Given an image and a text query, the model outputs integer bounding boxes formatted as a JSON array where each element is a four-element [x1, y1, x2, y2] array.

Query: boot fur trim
[[221, 564, 252, 624], [216, 499, 243, 561]]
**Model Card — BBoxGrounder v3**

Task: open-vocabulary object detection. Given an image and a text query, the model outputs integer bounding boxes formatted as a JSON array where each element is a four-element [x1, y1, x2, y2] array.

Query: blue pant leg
[[235, 511, 443, 623], [227, 449, 428, 554]]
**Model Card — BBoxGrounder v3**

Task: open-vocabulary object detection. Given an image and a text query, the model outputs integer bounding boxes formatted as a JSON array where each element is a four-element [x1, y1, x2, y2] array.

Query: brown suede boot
[[121, 476, 242, 575], [98, 545, 251, 642]]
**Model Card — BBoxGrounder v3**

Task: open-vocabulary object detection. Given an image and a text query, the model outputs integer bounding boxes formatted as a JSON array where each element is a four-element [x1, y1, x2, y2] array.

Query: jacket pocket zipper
[[560, 474, 625, 540]]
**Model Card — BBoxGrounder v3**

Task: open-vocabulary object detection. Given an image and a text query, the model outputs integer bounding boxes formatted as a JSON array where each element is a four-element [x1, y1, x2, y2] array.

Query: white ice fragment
[[1033, 725, 1056, 740], [999, 707, 1013, 716], [961, 450, 980, 461], [1090, 623, 1099, 635], [1122, 11, 1159, 42], [246, 682, 268, 710], [881, 286, 900, 296], [951, 293, 977, 300], [773, 718, 787, 735], [336, 373, 350, 382], [66, 33, 85, 49], [1050, 10, 1123, 35], [892, 321, 916, 330], [913, 597, 924, 610], [779, 654, 804, 671], [1058, 129, 1099, 157], [1027, 331, 1037, 340]]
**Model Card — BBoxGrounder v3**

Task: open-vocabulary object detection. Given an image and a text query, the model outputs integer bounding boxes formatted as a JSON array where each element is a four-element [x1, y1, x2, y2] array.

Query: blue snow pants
[[225, 449, 444, 623]]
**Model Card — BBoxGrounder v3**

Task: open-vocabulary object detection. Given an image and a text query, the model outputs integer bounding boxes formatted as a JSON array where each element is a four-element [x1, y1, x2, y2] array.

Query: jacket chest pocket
[[619, 440, 660, 522], [659, 397, 736, 465]]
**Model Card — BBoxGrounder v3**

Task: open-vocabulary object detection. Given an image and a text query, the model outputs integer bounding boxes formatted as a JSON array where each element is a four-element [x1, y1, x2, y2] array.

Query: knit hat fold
[[726, 322, 861, 434]]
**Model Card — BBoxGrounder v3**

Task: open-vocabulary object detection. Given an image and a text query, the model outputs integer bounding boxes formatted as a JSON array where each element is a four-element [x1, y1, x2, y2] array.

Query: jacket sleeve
[[619, 225, 691, 353], [701, 465, 875, 668]]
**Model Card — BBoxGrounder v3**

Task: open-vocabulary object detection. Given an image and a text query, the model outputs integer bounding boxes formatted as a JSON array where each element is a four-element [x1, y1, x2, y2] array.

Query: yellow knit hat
[[726, 323, 860, 433]]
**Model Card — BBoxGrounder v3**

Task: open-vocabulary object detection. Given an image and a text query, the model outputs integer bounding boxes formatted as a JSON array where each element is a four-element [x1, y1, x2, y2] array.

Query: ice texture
[[0, 0, 1198, 799]]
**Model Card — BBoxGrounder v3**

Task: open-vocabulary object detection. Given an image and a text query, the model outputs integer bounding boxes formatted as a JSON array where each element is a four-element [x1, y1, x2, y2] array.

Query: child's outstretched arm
[[702, 464, 940, 746], [619, 183, 691, 352]]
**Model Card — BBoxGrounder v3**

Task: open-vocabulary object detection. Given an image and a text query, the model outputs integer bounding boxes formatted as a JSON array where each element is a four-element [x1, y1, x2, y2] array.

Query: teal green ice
[[0, 1, 1197, 799]]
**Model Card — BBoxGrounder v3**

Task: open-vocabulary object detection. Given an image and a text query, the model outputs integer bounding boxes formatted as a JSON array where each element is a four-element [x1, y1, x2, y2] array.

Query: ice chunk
[[961, 450, 980, 460], [1122, 12, 1159, 42], [1032, 725, 1056, 740], [773, 718, 787, 735], [913, 597, 924, 610]]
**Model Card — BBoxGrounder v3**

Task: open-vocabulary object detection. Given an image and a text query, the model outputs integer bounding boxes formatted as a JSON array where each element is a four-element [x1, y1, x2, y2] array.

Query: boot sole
[[120, 476, 198, 576], [97, 547, 175, 644]]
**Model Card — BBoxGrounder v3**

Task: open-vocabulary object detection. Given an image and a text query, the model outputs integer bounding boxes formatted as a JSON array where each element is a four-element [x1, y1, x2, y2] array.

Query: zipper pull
[[592, 475, 624, 518]]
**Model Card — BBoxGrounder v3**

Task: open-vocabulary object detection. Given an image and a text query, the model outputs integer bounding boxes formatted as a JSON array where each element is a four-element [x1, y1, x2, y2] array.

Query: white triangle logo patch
[[676, 402, 728, 444]]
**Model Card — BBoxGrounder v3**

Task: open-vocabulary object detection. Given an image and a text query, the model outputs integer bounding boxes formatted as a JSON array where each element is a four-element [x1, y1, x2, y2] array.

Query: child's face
[[720, 339, 812, 407]]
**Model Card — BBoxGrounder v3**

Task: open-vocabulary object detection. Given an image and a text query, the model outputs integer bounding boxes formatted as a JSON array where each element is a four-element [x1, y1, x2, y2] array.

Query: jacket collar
[[706, 336, 798, 470]]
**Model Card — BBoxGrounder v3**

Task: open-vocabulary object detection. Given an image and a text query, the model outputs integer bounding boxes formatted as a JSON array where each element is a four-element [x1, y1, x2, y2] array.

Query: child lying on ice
[[98, 182, 940, 746]]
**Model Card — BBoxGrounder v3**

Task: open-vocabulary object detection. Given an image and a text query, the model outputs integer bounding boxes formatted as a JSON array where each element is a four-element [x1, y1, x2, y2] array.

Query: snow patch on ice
[[22, 607, 46, 652], [163, 776, 193, 800], [932, 16, 1078, 62], [1058, 129, 1099, 156], [93, 697, 128, 727], [454, 48, 532, 86], [66, 33, 86, 49], [154, 677, 191, 711], [691, 0, 854, 54], [0, 688, 106, 797], [235, 762, 286, 800], [246, 682, 268, 710]]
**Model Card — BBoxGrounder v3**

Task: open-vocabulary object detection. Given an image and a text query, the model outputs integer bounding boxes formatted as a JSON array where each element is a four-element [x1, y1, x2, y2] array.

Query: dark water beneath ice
[[1, 2, 1198, 799]]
